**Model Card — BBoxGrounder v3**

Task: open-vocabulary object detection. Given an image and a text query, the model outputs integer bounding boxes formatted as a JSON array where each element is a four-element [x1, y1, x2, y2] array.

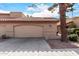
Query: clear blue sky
[[0, 3, 79, 18]]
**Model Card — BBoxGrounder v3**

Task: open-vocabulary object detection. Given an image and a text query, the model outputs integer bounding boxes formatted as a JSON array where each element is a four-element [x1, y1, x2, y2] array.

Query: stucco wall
[[43, 23, 60, 39], [0, 25, 5, 37], [0, 24, 14, 37], [0, 22, 60, 39], [73, 17, 79, 27]]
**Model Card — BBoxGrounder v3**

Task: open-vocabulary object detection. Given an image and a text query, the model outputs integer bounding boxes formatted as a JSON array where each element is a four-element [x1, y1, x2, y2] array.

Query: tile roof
[[0, 18, 59, 22], [57, 20, 73, 25], [0, 12, 59, 22]]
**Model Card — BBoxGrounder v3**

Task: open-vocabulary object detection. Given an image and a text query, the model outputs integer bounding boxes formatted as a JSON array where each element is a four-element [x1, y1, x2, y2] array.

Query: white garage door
[[15, 26, 43, 38]]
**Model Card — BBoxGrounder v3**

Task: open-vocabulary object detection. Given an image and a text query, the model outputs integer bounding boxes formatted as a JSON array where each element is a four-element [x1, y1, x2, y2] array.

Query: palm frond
[[67, 3, 75, 8], [48, 3, 58, 11], [66, 8, 75, 12], [66, 3, 75, 12]]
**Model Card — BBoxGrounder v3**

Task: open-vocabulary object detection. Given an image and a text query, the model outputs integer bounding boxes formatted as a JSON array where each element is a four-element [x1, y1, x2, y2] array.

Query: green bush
[[68, 34, 78, 42], [67, 22, 79, 42], [67, 28, 75, 34], [68, 28, 79, 34], [74, 28, 79, 34], [76, 31, 79, 36]]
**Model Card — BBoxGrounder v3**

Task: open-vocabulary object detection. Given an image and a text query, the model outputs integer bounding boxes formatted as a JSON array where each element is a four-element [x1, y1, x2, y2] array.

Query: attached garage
[[14, 25, 44, 38], [0, 12, 59, 39]]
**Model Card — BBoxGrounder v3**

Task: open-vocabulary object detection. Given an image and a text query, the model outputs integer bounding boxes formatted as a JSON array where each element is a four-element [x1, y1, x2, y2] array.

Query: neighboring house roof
[[57, 20, 73, 26], [0, 18, 59, 22], [0, 12, 59, 22]]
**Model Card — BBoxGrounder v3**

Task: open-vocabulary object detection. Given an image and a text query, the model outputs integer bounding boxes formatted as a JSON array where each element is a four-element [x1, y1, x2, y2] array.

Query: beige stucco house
[[0, 12, 79, 40], [0, 12, 60, 40]]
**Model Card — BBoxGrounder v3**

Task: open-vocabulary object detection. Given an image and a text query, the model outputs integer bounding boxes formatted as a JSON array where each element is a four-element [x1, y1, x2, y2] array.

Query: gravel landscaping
[[47, 39, 79, 49]]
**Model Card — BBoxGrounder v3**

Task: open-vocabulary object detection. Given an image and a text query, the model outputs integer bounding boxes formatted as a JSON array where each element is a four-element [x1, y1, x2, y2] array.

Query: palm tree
[[48, 3, 75, 42]]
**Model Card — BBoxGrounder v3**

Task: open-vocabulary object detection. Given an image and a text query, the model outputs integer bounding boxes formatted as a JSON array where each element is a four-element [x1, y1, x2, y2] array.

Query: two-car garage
[[0, 21, 59, 39], [14, 25, 44, 38]]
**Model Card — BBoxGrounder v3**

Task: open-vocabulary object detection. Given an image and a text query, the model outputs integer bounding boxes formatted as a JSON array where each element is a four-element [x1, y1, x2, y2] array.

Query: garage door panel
[[15, 26, 43, 37]]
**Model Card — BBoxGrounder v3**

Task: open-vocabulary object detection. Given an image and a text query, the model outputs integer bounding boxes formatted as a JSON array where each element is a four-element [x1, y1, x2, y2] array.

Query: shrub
[[76, 31, 79, 36], [68, 34, 78, 42], [1, 34, 10, 39], [67, 28, 75, 34], [67, 22, 79, 42], [1, 34, 7, 39], [74, 28, 79, 34], [68, 28, 79, 34]]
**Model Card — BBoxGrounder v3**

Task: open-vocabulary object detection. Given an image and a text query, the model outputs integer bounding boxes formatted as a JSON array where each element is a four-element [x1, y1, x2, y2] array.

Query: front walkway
[[0, 38, 79, 56]]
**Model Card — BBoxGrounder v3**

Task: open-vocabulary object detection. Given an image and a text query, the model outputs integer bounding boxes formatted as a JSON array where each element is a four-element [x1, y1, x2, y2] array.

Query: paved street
[[0, 38, 79, 56]]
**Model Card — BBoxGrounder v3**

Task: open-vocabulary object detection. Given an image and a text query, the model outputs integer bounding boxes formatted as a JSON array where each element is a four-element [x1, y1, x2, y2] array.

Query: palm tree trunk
[[59, 3, 68, 42]]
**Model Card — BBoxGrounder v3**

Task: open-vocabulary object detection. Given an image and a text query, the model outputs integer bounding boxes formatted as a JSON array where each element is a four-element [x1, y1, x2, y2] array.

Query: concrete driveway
[[0, 38, 79, 56], [0, 38, 51, 52]]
